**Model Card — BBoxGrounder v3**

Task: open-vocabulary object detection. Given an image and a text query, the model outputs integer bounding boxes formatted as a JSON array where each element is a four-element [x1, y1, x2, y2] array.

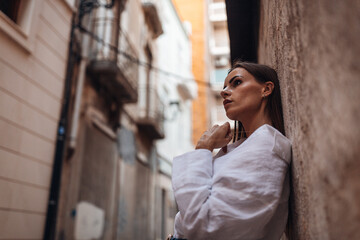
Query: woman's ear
[[263, 81, 274, 97]]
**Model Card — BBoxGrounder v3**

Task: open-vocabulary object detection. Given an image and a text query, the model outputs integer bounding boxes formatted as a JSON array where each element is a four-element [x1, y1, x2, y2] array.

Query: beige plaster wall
[[257, 0, 360, 239], [0, 0, 73, 238]]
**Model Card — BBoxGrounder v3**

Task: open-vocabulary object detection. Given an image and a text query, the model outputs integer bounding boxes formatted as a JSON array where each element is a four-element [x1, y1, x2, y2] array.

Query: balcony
[[87, 6, 138, 103], [137, 86, 165, 139], [209, 2, 227, 22]]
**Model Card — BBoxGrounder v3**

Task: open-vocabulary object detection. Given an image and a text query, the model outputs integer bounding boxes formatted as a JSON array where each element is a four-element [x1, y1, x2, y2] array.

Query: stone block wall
[[257, 0, 360, 239]]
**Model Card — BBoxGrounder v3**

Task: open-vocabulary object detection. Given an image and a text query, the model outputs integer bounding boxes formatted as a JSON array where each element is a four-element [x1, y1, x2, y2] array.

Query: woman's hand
[[195, 122, 232, 152]]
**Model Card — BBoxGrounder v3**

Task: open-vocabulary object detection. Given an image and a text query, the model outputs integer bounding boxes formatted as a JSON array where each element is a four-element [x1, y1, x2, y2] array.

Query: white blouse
[[172, 124, 292, 240]]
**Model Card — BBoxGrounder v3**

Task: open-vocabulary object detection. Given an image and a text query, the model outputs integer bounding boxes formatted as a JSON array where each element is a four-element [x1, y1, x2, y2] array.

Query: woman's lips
[[223, 99, 232, 108]]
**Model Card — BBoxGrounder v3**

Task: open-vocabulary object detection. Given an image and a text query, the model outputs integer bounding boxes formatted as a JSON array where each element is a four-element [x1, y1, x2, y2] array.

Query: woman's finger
[[210, 124, 219, 132]]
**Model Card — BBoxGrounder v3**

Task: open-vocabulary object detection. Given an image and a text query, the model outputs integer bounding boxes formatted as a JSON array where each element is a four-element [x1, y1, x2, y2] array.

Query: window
[[0, 0, 21, 23], [0, 0, 39, 52], [0, 0, 34, 31]]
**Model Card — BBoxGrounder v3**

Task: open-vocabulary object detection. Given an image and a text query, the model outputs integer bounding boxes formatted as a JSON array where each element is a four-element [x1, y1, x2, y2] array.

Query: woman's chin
[[225, 109, 244, 121], [225, 112, 238, 121]]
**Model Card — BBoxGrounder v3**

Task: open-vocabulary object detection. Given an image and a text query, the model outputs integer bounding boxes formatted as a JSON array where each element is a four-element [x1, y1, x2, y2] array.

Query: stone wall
[[258, 0, 360, 239]]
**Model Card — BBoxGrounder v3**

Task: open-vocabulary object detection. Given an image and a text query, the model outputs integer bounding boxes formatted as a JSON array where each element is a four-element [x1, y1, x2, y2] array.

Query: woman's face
[[221, 67, 265, 121]]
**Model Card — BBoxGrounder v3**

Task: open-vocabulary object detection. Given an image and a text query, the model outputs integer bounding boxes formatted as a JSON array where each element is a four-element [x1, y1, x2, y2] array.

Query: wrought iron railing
[[87, 3, 139, 102], [117, 30, 139, 93], [137, 86, 165, 138]]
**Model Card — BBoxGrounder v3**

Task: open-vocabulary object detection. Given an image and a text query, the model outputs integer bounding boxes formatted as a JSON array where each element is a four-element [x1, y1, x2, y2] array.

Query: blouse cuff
[[172, 149, 213, 191]]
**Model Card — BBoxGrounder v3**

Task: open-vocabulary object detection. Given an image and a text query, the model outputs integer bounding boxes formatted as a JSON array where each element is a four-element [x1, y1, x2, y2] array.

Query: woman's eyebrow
[[223, 75, 243, 89], [223, 75, 244, 89], [228, 75, 243, 85]]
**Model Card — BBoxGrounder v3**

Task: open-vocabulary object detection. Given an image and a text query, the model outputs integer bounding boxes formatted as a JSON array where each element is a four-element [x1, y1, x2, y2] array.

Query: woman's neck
[[241, 112, 272, 137]]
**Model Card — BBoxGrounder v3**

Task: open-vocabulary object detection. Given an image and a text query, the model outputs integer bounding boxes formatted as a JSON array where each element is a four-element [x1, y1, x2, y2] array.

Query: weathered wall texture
[[258, 0, 360, 239]]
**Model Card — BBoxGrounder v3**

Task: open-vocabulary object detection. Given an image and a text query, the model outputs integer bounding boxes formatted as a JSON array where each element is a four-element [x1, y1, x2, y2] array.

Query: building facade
[[172, 0, 211, 145], [0, 0, 75, 238], [207, 0, 231, 127], [0, 0, 195, 239]]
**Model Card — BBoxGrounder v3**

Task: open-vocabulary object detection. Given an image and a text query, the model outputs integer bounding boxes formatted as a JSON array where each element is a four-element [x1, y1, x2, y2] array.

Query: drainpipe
[[43, 14, 78, 240], [43, 1, 98, 238], [43, 1, 121, 239], [68, 15, 92, 150]]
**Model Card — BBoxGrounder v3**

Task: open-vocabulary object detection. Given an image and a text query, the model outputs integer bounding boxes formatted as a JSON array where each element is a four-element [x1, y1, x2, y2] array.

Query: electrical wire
[[76, 0, 215, 87], [76, 24, 212, 87]]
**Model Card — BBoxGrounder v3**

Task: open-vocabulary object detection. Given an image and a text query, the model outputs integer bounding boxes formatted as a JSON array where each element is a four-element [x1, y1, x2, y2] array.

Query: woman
[[169, 61, 292, 240]]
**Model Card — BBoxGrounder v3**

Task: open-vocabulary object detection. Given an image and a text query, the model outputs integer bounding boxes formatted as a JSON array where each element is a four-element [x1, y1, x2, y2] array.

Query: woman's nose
[[220, 88, 230, 98]]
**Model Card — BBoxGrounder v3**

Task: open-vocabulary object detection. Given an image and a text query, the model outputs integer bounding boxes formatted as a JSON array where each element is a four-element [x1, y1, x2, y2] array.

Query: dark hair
[[229, 61, 285, 140]]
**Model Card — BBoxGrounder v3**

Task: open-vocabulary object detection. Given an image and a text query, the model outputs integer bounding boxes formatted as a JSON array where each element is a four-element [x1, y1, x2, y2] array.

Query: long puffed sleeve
[[172, 125, 291, 240]]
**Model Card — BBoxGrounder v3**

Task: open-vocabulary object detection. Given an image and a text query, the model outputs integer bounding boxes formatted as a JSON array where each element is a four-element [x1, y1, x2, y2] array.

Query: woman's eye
[[233, 79, 242, 86]]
